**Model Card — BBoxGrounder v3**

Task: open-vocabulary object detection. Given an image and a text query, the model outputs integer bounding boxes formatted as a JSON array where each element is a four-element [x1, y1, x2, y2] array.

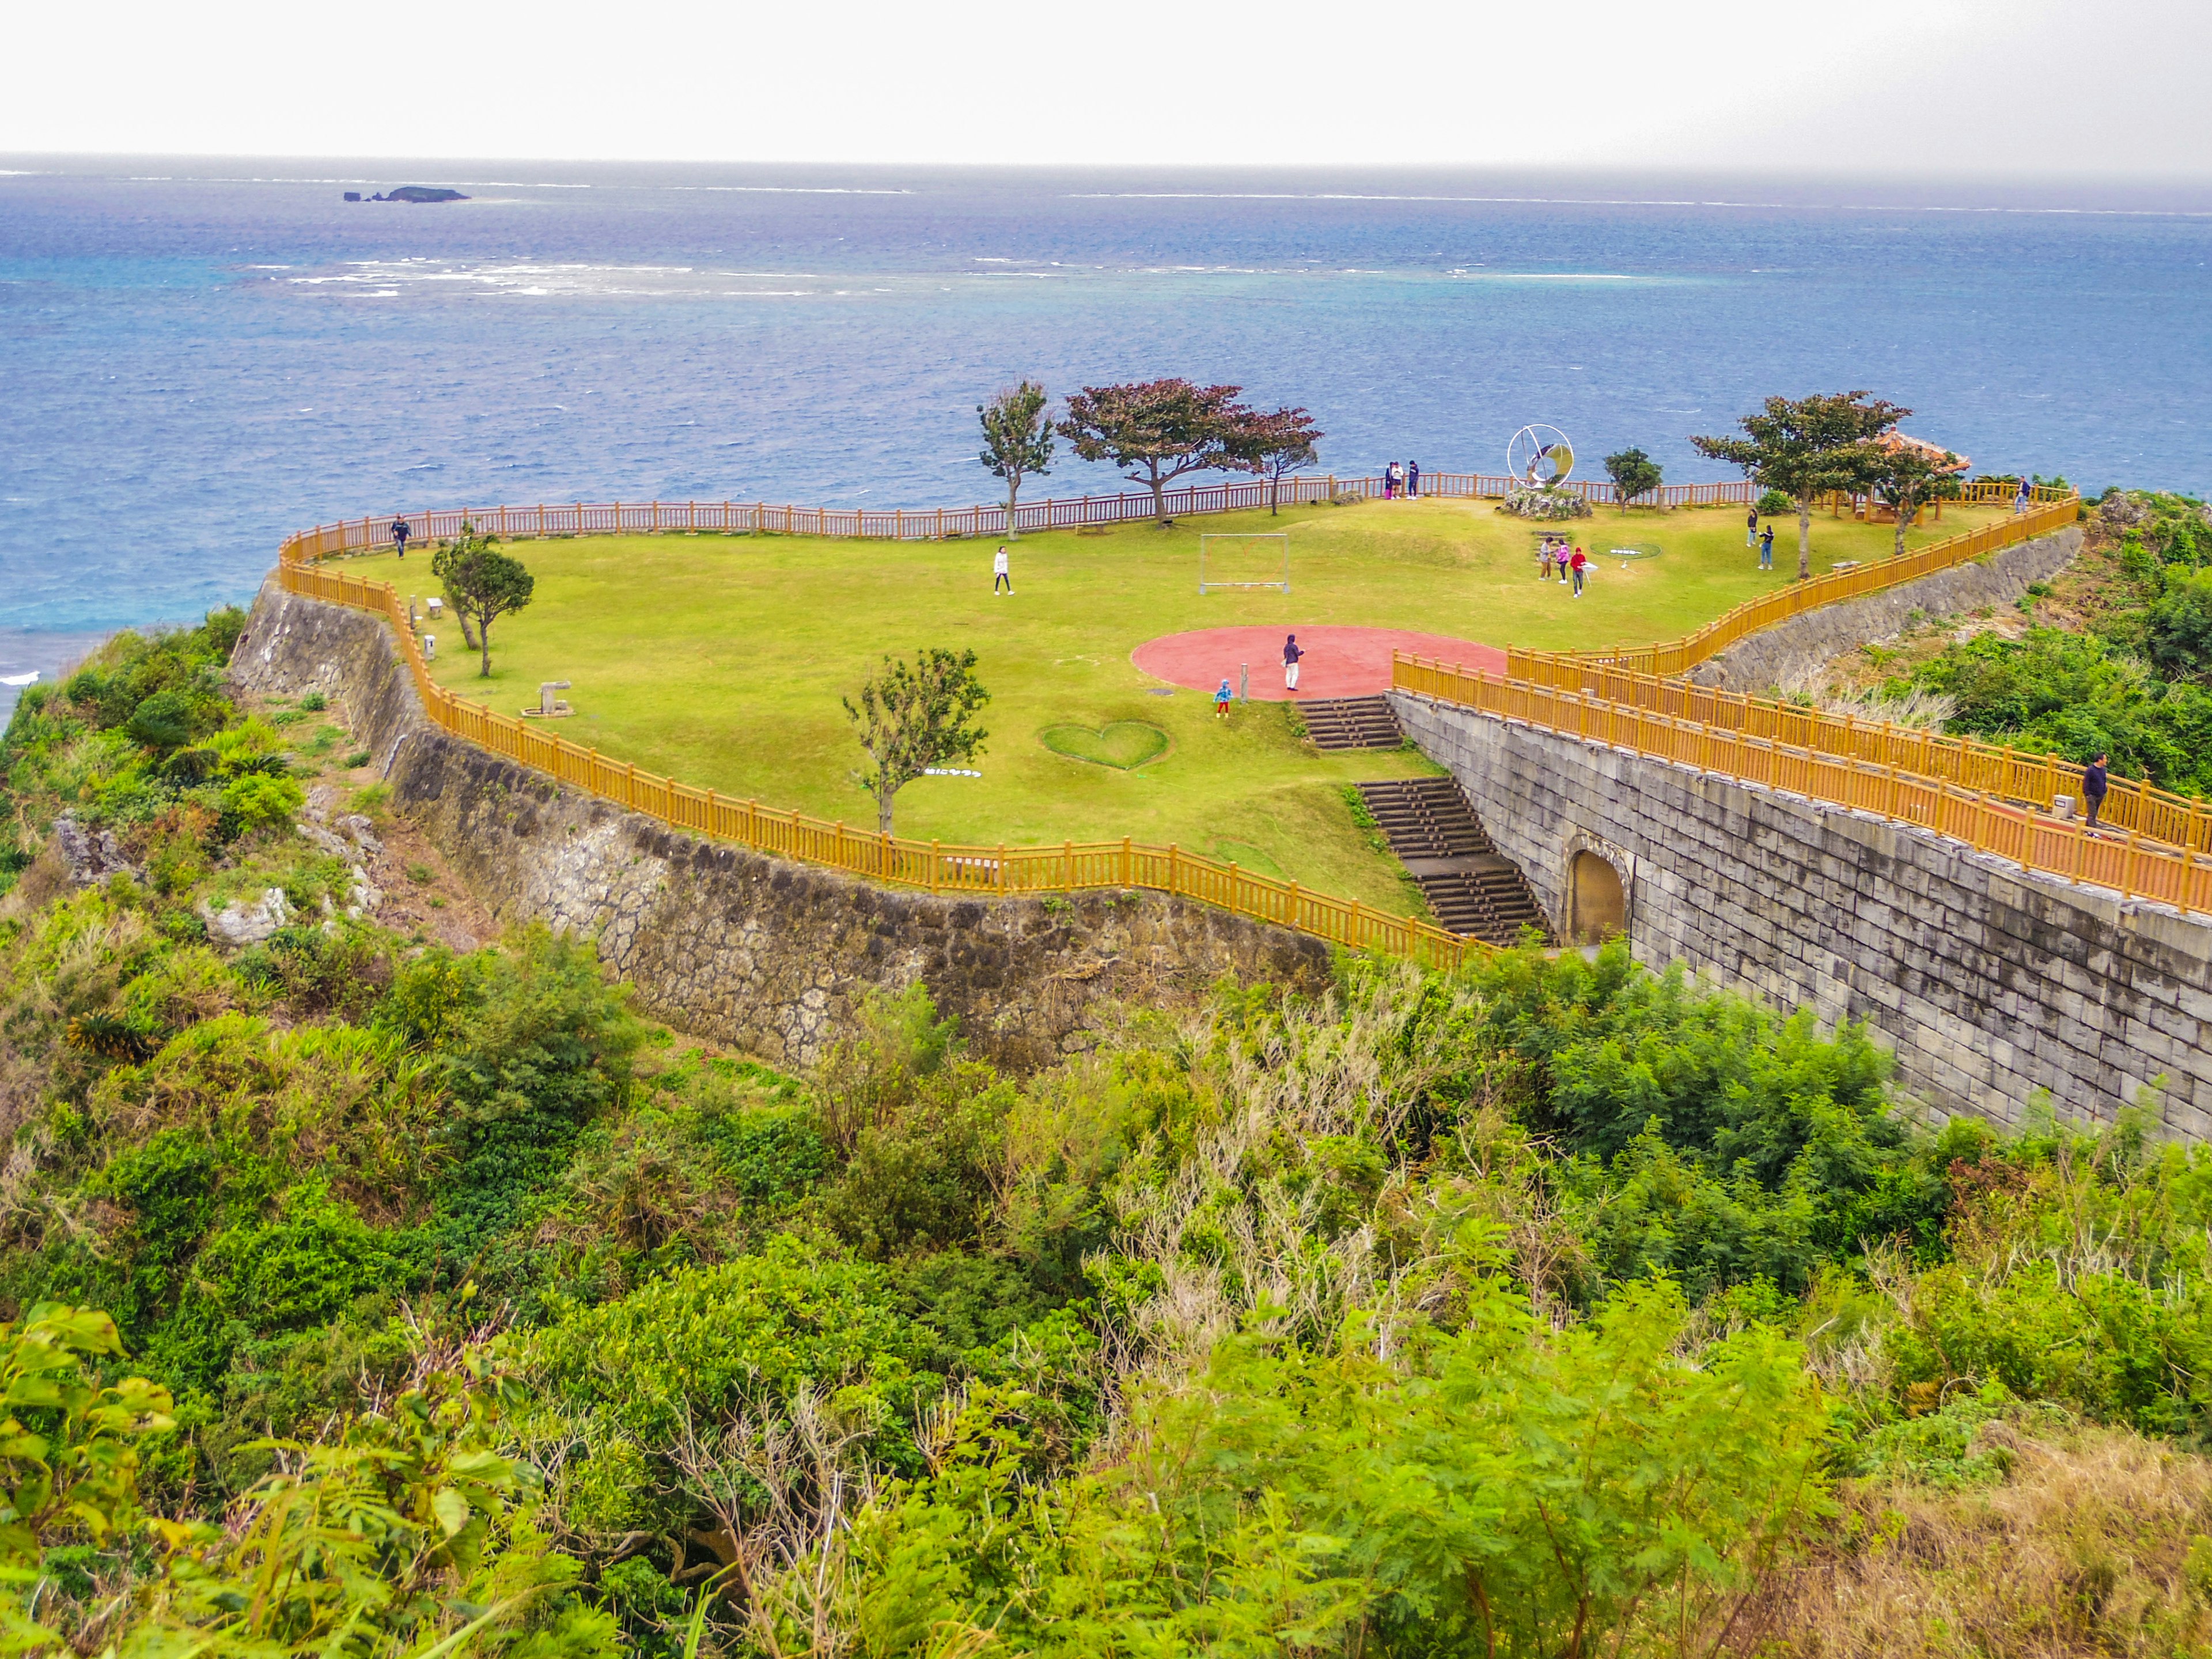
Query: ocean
[[5, 157, 2212, 713]]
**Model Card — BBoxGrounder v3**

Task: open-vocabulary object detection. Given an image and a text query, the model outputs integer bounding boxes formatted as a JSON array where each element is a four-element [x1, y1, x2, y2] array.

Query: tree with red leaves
[[1057, 378, 1262, 525], [1234, 405, 1324, 516]]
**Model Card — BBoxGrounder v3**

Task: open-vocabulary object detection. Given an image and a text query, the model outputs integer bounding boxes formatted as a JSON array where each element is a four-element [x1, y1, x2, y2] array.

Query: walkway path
[[1132, 626, 1506, 702]]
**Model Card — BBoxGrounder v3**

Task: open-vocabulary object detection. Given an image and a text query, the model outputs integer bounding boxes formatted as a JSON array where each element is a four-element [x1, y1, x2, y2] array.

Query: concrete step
[[1301, 695, 1403, 751], [1357, 777, 1552, 946]]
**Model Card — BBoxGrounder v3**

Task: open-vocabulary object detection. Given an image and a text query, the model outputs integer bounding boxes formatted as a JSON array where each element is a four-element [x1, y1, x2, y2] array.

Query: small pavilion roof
[[1877, 431, 1970, 471]]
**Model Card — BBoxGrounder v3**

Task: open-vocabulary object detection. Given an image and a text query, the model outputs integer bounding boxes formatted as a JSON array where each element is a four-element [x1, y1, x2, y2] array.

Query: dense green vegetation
[[1866, 489, 2212, 793], [6, 620, 2212, 1658]]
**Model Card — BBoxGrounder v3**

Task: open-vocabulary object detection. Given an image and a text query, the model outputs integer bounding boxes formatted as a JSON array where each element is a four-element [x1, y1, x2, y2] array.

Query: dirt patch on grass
[[245, 688, 496, 952]]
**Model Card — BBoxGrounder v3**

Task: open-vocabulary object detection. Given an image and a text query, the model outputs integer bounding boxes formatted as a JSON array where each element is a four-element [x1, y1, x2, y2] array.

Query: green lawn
[[342, 497, 2006, 917]]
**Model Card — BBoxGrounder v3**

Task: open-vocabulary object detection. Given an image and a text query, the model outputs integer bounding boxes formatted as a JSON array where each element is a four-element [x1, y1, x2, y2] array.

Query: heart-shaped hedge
[[1040, 721, 1171, 771]]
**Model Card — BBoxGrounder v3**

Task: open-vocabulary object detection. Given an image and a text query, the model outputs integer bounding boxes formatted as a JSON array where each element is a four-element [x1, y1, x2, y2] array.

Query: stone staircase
[[1300, 695, 1403, 751], [1355, 778, 1551, 945]]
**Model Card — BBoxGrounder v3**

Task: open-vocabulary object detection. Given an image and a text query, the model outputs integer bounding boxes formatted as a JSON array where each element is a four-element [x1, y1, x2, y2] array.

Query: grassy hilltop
[[344, 497, 2002, 911]]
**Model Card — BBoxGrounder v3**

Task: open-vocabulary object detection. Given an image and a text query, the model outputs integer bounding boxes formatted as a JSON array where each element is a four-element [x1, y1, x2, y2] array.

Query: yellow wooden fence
[[1393, 652, 2212, 915], [1506, 490, 2079, 679], [278, 560, 1484, 971], [1493, 658, 2212, 855]]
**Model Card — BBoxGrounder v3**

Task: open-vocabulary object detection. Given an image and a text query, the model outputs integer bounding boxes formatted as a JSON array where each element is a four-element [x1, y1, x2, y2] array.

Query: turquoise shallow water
[[4, 158, 2210, 666]]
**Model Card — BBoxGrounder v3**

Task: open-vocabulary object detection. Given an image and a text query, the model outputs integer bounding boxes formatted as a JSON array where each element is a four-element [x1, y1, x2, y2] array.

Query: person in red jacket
[[1570, 546, 1588, 597]]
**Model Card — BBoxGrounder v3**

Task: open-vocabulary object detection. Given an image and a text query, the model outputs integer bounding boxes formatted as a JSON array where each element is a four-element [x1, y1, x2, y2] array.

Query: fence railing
[[1394, 653, 2212, 917], [1494, 658, 2211, 855], [1505, 491, 2079, 681], [1474, 489, 2212, 846], [278, 559, 1484, 971], [277, 472, 2053, 567]]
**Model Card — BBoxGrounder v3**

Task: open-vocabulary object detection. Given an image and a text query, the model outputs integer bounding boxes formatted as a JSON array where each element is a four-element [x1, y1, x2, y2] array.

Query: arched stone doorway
[[1567, 850, 1626, 943]]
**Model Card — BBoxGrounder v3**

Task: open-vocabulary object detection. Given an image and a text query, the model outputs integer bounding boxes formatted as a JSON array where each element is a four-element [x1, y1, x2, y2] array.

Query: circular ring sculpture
[[1508, 424, 1576, 489]]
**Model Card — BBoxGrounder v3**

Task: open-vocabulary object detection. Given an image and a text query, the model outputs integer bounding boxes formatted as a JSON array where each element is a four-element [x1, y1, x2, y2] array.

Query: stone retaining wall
[[1687, 523, 2082, 692], [232, 579, 1329, 1070], [1393, 690, 2212, 1138]]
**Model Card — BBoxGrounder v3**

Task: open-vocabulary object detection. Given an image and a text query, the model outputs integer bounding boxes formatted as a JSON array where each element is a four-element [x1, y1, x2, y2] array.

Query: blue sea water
[[5, 158, 2212, 691]]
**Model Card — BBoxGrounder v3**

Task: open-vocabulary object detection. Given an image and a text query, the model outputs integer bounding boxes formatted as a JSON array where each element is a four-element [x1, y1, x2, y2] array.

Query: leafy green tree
[[1233, 404, 1323, 515], [432, 524, 536, 677], [1057, 379, 1261, 525], [1603, 446, 1664, 510], [1867, 442, 1966, 555], [978, 381, 1055, 540], [842, 649, 990, 836], [2148, 571, 2212, 679], [1693, 392, 1908, 579]]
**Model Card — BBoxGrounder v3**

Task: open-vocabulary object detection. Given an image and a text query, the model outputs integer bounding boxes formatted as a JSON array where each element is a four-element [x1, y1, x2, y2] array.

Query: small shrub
[[1756, 488, 1795, 517], [298, 691, 327, 712], [221, 772, 305, 831], [343, 749, 371, 768]]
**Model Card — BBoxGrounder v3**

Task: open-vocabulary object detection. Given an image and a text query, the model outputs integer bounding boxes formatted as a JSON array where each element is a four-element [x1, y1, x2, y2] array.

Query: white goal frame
[[1198, 533, 1291, 594]]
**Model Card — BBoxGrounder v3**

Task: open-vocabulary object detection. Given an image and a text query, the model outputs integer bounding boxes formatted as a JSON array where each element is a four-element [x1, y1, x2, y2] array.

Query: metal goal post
[[1198, 533, 1291, 595]]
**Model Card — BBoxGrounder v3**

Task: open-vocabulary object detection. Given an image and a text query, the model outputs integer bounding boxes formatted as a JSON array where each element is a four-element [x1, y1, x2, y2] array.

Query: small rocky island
[[344, 186, 469, 203]]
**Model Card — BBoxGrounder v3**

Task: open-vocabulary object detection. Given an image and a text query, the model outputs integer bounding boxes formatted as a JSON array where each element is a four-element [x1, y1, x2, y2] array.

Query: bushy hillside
[[1819, 489, 2212, 792], [6, 621, 2212, 1659]]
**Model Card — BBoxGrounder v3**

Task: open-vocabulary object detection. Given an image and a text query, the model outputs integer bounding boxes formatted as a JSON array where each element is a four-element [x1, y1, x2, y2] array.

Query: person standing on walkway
[[1570, 546, 1588, 596], [993, 545, 1012, 594], [1759, 524, 1775, 570], [1407, 460, 1421, 499], [2083, 752, 2109, 830], [2015, 477, 2032, 516], [392, 517, 412, 559], [1747, 503, 1759, 547], [1283, 632, 1305, 692]]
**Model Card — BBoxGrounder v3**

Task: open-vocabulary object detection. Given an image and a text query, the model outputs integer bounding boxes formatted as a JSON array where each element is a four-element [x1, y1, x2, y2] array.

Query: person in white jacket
[[993, 546, 1012, 594]]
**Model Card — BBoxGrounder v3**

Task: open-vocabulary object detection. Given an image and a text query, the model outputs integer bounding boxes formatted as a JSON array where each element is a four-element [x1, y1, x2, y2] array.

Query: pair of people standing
[[1381, 461, 1420, 499], [1747, 505, 1777, 567]]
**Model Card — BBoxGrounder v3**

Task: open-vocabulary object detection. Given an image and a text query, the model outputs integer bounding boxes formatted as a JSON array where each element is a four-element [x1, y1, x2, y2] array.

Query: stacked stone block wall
[[1687, 523, 2082, 691], [1392, 691, 2212, 1138]]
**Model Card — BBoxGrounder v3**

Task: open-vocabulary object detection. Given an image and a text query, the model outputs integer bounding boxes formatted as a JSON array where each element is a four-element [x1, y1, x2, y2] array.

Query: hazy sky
[[6, 0, 2208, 175]]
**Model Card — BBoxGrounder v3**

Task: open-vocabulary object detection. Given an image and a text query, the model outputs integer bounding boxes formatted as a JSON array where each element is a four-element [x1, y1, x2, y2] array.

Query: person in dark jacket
[[2082, 753, 2109, 829], [1406, 460, 1421, 499], [1747, 503, 1760, 547], [1759, 524, 1775, 570], [392, 517, 412, 558], [1283, 632, 1305, 692]]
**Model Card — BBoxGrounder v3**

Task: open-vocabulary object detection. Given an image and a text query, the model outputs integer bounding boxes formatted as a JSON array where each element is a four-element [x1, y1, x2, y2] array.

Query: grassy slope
[[344, 497, 2005, 915]]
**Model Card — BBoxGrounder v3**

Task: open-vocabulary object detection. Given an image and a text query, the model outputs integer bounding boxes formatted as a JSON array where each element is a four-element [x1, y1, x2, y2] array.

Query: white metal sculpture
[[1507, 424, 1577, 490]]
